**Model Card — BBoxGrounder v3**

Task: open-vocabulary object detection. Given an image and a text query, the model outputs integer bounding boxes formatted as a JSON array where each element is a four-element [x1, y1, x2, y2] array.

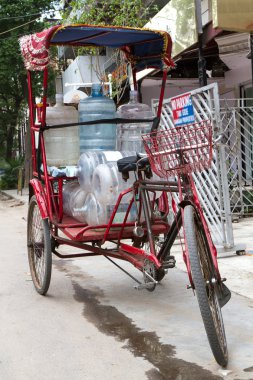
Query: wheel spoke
[[27, 196, 52, 295], [184, 205, 228, 366], [195, 224, 227, 354]]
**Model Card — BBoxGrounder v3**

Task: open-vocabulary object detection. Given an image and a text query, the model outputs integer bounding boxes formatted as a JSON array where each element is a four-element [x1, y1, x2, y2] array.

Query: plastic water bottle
[[63, 182, 78, 216], [44, 94, 79, 166], [92, 161, 136, 224], [92, 163, 119, 205], [92, 162, 134, 204], [73, 151, 134, 192], [63, 151, 138, 226], [62, 181, 87, 222], [78, 83, 117, 152], [83, 193, 107, 226], [117, 90, 154, 152]]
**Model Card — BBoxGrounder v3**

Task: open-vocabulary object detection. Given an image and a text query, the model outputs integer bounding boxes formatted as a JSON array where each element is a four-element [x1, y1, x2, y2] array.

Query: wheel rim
[[28, 203, 46, 289], [208, 286, 227, 355], [196, 223, 227, 357]]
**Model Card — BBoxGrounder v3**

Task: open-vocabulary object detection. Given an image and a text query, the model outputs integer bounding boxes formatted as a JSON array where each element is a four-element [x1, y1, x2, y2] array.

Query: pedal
[[162, 255, 176, 269]]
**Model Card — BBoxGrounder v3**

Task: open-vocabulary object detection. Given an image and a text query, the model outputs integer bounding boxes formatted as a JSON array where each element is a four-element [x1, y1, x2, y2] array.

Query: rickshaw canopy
[[19, 24, 173, 72]]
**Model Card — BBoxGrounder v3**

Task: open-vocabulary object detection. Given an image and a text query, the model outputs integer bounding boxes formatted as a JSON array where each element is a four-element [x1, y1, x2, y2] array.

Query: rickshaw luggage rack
[[20, 24, 230, 367]]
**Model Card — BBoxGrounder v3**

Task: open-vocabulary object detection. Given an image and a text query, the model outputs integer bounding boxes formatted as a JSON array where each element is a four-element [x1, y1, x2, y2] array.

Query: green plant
[[63, 0, 158, 28], [0, 158, 23, 190]]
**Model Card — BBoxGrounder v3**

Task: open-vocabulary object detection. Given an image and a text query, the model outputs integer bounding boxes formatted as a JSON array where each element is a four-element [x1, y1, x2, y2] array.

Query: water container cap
[[91, 83, 103, 97], [66, 166, 79, 177]]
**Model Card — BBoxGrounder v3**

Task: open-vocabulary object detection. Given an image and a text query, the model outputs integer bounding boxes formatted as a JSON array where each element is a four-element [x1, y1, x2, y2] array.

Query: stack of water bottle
[[63, 151, 136, 225], [44, 83, 155, 226]]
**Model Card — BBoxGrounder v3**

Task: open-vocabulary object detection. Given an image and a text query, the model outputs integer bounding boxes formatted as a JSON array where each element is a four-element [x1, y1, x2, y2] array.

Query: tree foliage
[[0, 0, 58, 162], [64, 0, 158, 27]]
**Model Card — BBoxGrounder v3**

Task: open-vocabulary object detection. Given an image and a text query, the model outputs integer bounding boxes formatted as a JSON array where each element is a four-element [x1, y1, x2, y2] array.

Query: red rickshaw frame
[[21, 24, 230, 367]]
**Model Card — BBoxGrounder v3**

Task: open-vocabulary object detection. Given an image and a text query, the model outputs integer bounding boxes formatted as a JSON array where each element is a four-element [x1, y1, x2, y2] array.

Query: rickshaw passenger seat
[[117, 155, 151, 181], [117, 155, 138, 174]]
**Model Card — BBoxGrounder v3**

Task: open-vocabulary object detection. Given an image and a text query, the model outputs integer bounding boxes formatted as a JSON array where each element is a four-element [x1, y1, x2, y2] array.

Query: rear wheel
[[184, 205, 228, 367], [27, 195, 52, 295]]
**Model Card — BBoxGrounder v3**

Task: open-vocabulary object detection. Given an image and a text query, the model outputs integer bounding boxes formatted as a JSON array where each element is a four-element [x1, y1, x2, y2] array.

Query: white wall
[[201, 0, 211, 26], [62, 55, 107, 96]]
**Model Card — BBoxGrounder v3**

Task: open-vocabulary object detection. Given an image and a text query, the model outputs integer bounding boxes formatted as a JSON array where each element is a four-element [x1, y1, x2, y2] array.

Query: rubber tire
[[27, 195, 52, 295], [184, 205, 228, 367]]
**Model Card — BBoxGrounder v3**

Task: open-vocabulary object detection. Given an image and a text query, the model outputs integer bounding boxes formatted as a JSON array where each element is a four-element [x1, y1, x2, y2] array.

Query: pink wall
[[141, 79, 202, 107], [140, 78, 232, 107], [224, 63, 251, 89]]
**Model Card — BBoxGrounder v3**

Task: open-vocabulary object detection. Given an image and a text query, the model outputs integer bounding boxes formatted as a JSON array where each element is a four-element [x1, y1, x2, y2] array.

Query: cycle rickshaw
[[20, 24, 231, 366]]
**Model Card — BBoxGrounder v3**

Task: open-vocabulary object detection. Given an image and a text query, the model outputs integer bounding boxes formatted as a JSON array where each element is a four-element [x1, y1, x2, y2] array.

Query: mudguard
[[29, 179, 48, 219]]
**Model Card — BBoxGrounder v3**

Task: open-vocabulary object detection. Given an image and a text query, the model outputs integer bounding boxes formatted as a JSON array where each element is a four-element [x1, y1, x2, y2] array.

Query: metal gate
[[152, 83, 234, 248], [220, 99, 253, 216]]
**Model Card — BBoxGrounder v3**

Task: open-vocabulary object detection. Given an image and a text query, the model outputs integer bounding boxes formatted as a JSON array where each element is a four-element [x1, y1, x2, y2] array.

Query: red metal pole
[[157, 69, 168, 117], [41, 68, 48, 127], [27, 71, 37, 173]]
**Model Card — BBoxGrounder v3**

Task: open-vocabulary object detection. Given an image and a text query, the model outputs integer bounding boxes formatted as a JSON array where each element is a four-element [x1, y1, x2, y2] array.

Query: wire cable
[[0, 17, 40, 36], [0, 12, 42, 21], [0, 9, 58, 21]]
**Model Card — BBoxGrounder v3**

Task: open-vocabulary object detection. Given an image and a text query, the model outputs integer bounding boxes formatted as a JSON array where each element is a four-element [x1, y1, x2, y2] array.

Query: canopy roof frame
[[19, 24, 173, 72]]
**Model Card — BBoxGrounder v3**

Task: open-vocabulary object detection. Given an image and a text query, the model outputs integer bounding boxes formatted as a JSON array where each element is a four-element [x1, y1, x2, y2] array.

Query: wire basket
[[141, 119, 213, 178]]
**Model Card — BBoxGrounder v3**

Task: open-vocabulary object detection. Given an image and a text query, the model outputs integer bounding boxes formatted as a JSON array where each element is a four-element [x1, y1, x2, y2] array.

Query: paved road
[[0, 193, 252, 380]]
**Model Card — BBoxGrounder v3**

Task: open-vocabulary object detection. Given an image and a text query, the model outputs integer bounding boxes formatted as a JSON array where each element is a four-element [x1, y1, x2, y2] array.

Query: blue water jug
[[78, 83, 116, 152]]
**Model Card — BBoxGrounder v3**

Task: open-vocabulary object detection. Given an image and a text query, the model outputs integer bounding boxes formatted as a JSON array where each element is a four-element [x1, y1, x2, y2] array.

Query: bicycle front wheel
[[184, 205, 228, 367]]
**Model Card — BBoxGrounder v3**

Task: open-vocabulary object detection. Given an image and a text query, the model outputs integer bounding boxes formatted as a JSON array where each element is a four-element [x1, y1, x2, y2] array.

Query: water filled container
[[117, 90, 154, 152], [92, 162, 137, 224], [63, 151, 137, 225], [74, 151, 134, 192], [44, 94, 79, 166], [92, 162, 134, 205], [82, 193, 106, 225], [62, 181, 87, 222], [78, 83, 117, 152]]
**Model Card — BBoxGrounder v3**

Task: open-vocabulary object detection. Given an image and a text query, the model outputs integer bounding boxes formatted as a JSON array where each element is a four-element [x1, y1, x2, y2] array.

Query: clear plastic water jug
[[83, 193, 107, 225], [73, 151, 134, 192], [44, 94, 79, 166], [79, 83, 117, 152], [63, 151, 137, 226], [117, 90, 154, 153], [92, 161, 137, 224], [62, 181, 87, 222], [92, 162, 134, 205]]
